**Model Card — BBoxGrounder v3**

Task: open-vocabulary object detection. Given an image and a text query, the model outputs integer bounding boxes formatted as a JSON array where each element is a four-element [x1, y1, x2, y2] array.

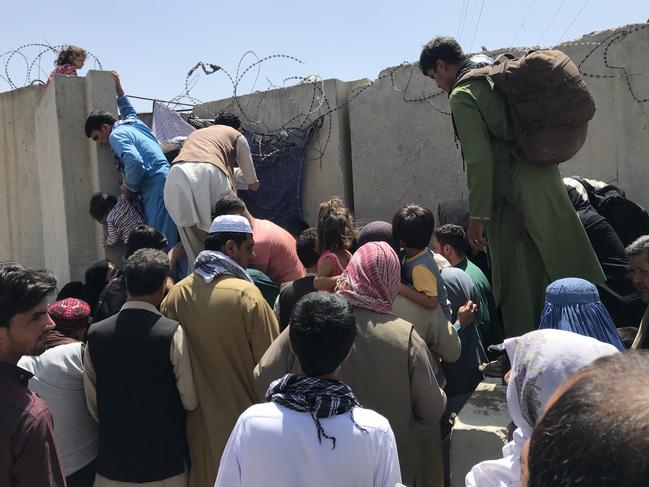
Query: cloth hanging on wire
[[152, 101, 195, 144], [238, 119, 321, 226]]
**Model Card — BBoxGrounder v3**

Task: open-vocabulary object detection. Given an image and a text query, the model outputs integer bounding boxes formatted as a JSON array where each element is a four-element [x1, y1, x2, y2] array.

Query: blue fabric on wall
[[238, 122, 319, 226]]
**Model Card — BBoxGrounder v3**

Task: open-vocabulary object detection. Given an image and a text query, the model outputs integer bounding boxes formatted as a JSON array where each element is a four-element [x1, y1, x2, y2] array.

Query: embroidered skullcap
[[209, 215, 253, 234], [48, 298, 91, 331]]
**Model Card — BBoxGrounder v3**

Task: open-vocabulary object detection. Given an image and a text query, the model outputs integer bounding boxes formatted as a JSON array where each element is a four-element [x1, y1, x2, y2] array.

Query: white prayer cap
[[209, 214, 253, 234]]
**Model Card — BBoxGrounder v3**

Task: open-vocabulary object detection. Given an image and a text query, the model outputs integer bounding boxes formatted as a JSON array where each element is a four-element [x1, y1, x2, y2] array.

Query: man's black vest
[[87, 307, 188, 482], [278, 276, 316, 331]]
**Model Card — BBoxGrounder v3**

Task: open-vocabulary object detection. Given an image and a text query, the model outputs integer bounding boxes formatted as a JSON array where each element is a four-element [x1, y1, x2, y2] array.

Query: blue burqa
[[538, 277, 625, 350]]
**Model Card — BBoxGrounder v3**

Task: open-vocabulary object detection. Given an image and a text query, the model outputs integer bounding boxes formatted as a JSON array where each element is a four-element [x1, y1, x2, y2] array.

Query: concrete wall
[[0, 71, 119, 284], [450, 379, 511, 486], [194, 79, 357, 226], [558, 25, 649, 205], [348, 23, 649, 222]]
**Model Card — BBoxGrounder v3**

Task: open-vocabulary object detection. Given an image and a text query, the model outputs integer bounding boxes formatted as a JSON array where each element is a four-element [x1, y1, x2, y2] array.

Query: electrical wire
[[470, 0, 487, 52], [558, 0, 591, 44], [511, 0, 538, 46], [538, 0, 567, 46]]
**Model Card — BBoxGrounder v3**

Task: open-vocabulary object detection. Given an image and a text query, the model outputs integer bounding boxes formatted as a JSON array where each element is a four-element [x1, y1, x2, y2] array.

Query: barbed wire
[[2, 23, 645, 165], [0, 43, 102, 90]]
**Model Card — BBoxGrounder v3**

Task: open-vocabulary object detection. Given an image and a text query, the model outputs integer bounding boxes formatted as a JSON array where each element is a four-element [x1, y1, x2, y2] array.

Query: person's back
[[217, 292, 401, 487], [173, 124, 239, 172], [218, 403, 398, 487], [251, 217, 306, 284], [161, 215, 280, 486], [84, 250, 195, 484], [19, 342, 99, 480], [162, 273, 277, 472]]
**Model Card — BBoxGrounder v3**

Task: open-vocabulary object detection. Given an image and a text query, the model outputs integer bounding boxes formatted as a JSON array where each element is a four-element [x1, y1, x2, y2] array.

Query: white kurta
[[215, 402, 402, 487], [164, 163, 232, 266]]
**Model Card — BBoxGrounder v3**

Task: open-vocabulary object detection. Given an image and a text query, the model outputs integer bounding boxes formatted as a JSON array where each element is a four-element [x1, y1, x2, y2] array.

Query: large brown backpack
[[455, 50, 596, 165]]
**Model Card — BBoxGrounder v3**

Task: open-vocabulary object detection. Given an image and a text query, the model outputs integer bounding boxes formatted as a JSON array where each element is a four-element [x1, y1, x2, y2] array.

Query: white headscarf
[[465, 329, 618, 487]]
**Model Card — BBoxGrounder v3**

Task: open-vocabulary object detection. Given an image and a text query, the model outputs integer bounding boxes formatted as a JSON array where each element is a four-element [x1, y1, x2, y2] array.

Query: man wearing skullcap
[[161, 215, 280, 487], [19, 298, 99, 487]]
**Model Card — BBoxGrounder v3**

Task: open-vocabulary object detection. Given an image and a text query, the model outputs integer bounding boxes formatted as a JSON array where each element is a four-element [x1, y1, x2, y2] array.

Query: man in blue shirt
[[85, 72, 177, 250]]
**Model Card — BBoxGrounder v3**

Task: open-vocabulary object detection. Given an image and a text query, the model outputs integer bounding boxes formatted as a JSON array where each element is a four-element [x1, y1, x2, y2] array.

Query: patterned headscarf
[[466, 329, 618, 487], [539, 277, 625, 350], [194, 250, 252, 284], [337, 241, 400, 314], [266, 373, 366, 449]]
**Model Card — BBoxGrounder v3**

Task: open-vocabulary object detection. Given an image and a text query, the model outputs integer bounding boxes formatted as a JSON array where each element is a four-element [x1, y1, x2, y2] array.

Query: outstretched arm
[[112, 71, 138, 120]]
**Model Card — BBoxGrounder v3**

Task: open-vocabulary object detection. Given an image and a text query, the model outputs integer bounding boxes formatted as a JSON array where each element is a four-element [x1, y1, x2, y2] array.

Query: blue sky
[[1, 0, 646, 111]]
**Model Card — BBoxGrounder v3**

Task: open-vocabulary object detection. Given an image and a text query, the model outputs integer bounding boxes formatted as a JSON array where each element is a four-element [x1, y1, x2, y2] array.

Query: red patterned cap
[[48, 298, 91, 331]]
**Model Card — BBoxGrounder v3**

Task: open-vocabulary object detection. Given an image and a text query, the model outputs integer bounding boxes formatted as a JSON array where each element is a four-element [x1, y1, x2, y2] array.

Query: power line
[[457, 0, 470, 45], [539, 0, 567, 46], [557, 0, 591, 44], [470, 0, 487, 52], [511, 0, 538, 46], [456, 0, 468, 37]]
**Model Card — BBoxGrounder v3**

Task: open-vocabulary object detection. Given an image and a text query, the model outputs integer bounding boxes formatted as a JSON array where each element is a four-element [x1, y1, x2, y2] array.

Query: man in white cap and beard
[[161, 214, 280, 487]]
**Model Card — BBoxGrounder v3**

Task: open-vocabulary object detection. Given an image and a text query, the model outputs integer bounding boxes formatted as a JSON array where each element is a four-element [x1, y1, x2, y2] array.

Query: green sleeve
[[450, 86, 494, 220]]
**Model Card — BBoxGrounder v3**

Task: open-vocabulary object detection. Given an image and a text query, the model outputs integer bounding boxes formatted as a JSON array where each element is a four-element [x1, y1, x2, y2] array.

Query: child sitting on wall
[[47, 45, 87, 85], [89, 192, 145, 248], [392, 204, 452, 319]]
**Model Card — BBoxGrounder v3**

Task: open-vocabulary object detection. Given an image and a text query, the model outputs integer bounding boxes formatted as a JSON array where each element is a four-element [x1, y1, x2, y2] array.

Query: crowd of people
[[2, 37, 649, 487]]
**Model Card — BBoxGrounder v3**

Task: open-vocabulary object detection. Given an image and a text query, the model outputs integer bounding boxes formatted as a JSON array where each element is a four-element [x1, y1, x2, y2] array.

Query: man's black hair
[[0, 262, 57, 327], [213, 111, 242, 130], [419, 36, 467, 74], [212, 194, 247, 220], [289, 292, 357, 376], [392, 204, 435, 250], [433, 224, 468, 256], [85, 110, 117, 137], [125, 225, 168, 258], [124, 249, 169, 296], [204, 232, 250, 252], [89, 192, 117, 223], [528, 351, 649, 487], [296, 227, 319, 269]]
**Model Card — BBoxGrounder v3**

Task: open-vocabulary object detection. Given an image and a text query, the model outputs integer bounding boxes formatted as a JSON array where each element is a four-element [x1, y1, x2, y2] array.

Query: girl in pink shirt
[[314, 198, 355, 291], [47, 45, 86, 85]]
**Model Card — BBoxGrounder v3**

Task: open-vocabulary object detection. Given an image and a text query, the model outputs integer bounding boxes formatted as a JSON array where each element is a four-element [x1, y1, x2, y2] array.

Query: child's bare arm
[[314, 257, 337, 291], [399, 284, 439, 309]]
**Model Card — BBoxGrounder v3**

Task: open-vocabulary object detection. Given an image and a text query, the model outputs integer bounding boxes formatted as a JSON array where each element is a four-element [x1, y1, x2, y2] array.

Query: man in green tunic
[[419, 37, 604, 337]]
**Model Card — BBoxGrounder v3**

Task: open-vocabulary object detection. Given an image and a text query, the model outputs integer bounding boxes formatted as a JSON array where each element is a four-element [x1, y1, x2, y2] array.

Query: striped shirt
[[106, 194, 146, 247]]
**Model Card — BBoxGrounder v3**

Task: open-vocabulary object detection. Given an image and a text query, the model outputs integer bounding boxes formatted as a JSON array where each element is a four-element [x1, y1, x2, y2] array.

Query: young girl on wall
[[47, 45, 86, 85], [313, 197, 355, 291]]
